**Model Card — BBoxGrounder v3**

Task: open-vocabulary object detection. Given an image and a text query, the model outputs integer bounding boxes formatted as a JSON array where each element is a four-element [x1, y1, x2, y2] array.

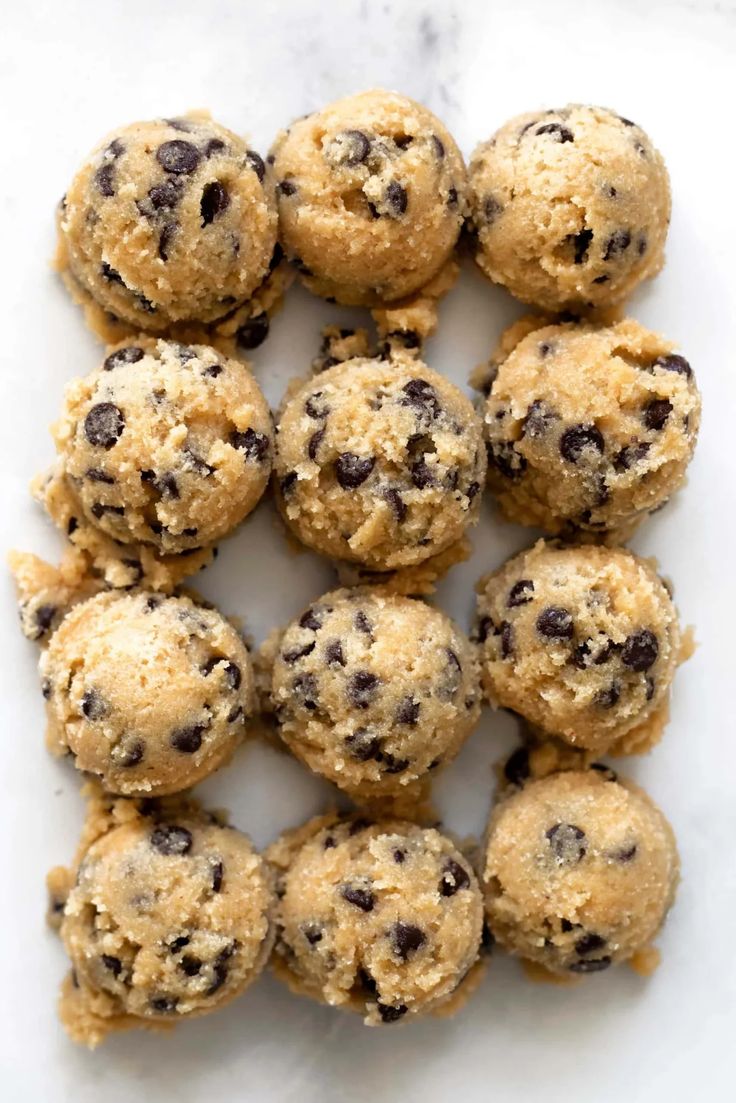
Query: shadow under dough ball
[[468, 104, 670, 311], [270, 89, 467, 305], [480, 316, 700, 540], [482, 769, 679, 975], [274, 356, 487, 571], [474, 541, 682, 755], [267, 814, 484, 1024], [58, 113, 276, 330], [54, 337, 273, 555], [41, 591, 255, 795]]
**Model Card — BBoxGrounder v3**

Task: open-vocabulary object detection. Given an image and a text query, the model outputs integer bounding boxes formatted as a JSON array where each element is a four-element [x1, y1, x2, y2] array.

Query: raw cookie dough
[[270, 89, 467, 305], [274, 356, 486, 570], [482, 769, 679, 975], [477, 317, 700, 540], [469, 104, 670, 311], [9, 549, 104, 643], [51, 787, 275, 1046], [52, 337, 273, 556], [269, 588, 480, 800], [474, 541, 683, 755], [41, 590, 254, 795], [267, 813, 485, 1024], [58, 112, 277, 331]]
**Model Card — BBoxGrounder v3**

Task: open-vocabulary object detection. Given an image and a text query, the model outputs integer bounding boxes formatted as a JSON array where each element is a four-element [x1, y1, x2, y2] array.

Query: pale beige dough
[[51, 336, 273, 557], [269, 588, 480, 801], [50, 786, 275, 1047], [274, 356, 486, 571], [41, 590, 255, 795], [267, 813, 486, 1024], [474, 541, 683, 755], [58, 112, 277, 331], [482, 769, 679, 975], [469, 104, 670, 311], [477, 317, 700, 540], [270, 89, 467, 305]]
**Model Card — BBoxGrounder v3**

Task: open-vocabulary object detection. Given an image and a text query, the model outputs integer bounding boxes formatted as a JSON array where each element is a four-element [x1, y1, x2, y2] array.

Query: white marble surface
[[1, 0, 735, 1100]]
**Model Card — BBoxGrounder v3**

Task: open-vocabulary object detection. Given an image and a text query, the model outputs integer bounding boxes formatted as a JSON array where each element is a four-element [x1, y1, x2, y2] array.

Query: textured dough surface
[[270, 89, 467, 305], [469, 104, 670, 311], [483, 769, 678, 974], [274, 356, 486, 570], [267, 813, 485, 1024], [53, 788, 275, 1046], [269, 588, 480, 800], [53, 336, 272, 556], [474, 541, 681, 754], [478, 317, 700, 539], [41, 590, 254, 795], [59, 112, 277, 330]]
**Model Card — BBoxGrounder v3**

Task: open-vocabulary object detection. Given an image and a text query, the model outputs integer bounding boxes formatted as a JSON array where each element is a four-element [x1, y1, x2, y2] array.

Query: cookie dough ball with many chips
[[480, 317, 700, 540], [59, 113, 276, 331], [483, 769, 679, 975], [275, 357, 486, 571], [270, 588, 480, 800], [57, 797, 275, 1046], [267, 814, 485, 1024], [474, 541, 682, 755], [270, 89, 467, 305], [469, 104, 670, 311], [54, 337, 273, 555], [41, 591, 254, 795]]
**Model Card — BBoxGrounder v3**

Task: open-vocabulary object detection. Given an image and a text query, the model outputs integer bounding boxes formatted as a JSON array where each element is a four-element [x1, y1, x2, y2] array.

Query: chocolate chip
[[645, 675, 656, 701], [101, 954, 122, 976], [307, 428, 325, 461], [613, 843, 637, 862], [337, 129, 371, 165], [385, 328, 421, 350], [614, 442, 650, 471], [592, 275, 609, 284], [498, 621, 513, 659], [546, 823, 587, 864], [335, 453, 375, 488], [504, 747, 530, 787], [382, 753, 410, 774], [447, 186, 459, 207], [41, 677, 52, 700], [227, 705, 243, 724], [305, 392, 329, 419], [168, 935, 190, 953], [603, 229, 631, 260], [94, 163, 116, 196], [84, 403, 125, 449], [378, 1003, 407, 1023], [560, 424, 604, 463], [575, 933, 608, 956], [156, 140, 201, 174], [156, 472, 179, 499], [90, 502, 124, 519], [292, 673, 318, 710], [158, 222, 176, 261], [385, 181, 408, 216], [200, 181, 230, 226], [483, 195, 503, 223], [33, 605, 58, 639], [67, 517, 78, 536], [621, 629, 658, 671], [323, 835, 336, 849], [644, 399, 672, 430], [302, 923, 323, 946], [236, 313, 270, 349], [536, 122, 574, 143], [179, 954, 203, 976], [299, 608, 322, 631], [488, 440, 527, 479], [150, 825, 193, 856], [280, 471, 297, 495], [150, 995, 179, 1013], [508, 579, 534, 607], [104, 346, 144, 371], [344, 728, 381, 761], [282, 641, 316, 663], [347, 670, 379, 709], [393, 848, 406, 863], [595, 682, 621, 709], [86, 467, 115, 484], [340, 885, 375, 912], [113, 739, 145, 768], [245, 149, 265, 181], [100, 262, 124, 284], [230, 428, 270, 461], [395, 697, 420, 725], [523, 400, 558, 438], [571, 229, 594, 264], [654, 354, 692, 378], [390, 922, 425, 960], [81, 688, 107, 721], [537, 607, 574, 640], [277, 179, 297, 197], [590, 762, 618, 782], [569, 957, 612, 973], [170, 724, 205, 753], [431, 134, 445, 158], [147, 179, 183, 210], [325, 640, 346, 667], [207, 946, 235, 995], [411, 460, 434, 489], [384, 488, 407, 522], [400, 379, 440, 418], [439, 858, 470, 897]]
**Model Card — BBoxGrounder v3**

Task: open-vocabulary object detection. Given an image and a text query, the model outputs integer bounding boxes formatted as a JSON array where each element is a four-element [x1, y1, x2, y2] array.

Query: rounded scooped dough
[[41, 591, 255, 795], [270, 89, 467, 305], [54, 337, 273, 555], [479, 317, 700, 540], [469, 104, 670, 311], [60, 804, 275, 1042], [58, 113, 277, 330], [474, 541, 681, 755], [274, 357, 486, 570], [482, 769, 679, 974], [267, 813, 485, 1024], [270, 588, 480, 799]]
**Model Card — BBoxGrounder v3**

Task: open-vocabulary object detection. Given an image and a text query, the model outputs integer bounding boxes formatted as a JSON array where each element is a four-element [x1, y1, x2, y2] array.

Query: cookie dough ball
[[274, 357, 486, 570], [469, 105, 670, 311], [270, 89, 467, 305], [60, 805, 275, 1043], [483, 770, 678, 974], [268, 814, 484, 1024], [41, 591, 254, 795], [270, 589, 480, 799], [55, 337, 273, 555], [59, 113, 277, 331], [474, 541, 681, 754], [481, 318, 700, 539]]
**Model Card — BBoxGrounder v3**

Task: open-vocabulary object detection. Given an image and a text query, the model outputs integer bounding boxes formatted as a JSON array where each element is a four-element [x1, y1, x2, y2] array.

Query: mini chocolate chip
[[560, 424, 604, 463], [293, 673, 318, 709], [497, 621, 513, 659], [523, 399, 558, 438], [344, 728, 381, 762], [208, 859, 224, 893], [644, 399, 672, 430], [280, 471, 297, 495], [168, 935, 190, 953], [325, 640, 346, 667], [170, 724, 205, 753], [393, 848, 406, 863], [337, 129, 371, 165], [179, 954, 203, 977], [504, 747, 530, 787], [335, 453, 375, 489], [378, 1003, 407, 1023], [575, 933, 608, 956], [645, 675, 656, 701], [569, 957, 612, 973], [101, 954, 122, 976], [447, 186, 459, 207], [34, 605, 58, 637], [411, 460, 434, 489], [381, 753, 409, 774], [90, 502, 124, 519], [400, 378, 440, 418], [590, 762, 618, 782], [104, 346, 144, 371], [81, 688, 107, 721], [305, 392, 330, 419], [200, 181, 230, 225], [440, 858, 470, 897], [158, 222, 176, 261], [488, 440, 527, 479], [546, 823, 587, 864], [537, 606, 574, 640], [571, 228, 594, 264], [483, 195, 503, 223], [391, 922, 425, 960], [245, 149, 265, 181], [41, 677, 52, 700], [384, 488, 407, 522], [86, 467, 115, 484], [603, 229, 631, 260], [508, 579, 534, 607], [277, 178, 297, 197], [300, 608, 322, 631], [150, 995, 179, 1013], [595, 682, 621, 709], [347, 670, 379, 709], [282, 641, 316, 663], [307, 428, 325, 461], [227, 705, 243, 723], [431, 134, 445, 158], [303, 923, 323, 946], [157, 140, 200, 174], [621, 629, 658, 671], [386, 328, 421, 350], [613, 843, 638, 862], [654, 354, 692, 378], [614, 441, 650, 471], [323, 835, 336, 849], [100, 261, 124, 284], [340, 885, 375, 912], [592, 274, 610, 284], [150, 825, 193, 856], [156, 472, 179, 499], [236, 313, 270, 349], [223, 662, 241, 690], [230, 428, 270, 461], [395, 697, 420, 725], [84, 403, 125, 449], [148, 179, 183, 210], [385, 181, 408, 215], [536, 122, 574, 142]]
